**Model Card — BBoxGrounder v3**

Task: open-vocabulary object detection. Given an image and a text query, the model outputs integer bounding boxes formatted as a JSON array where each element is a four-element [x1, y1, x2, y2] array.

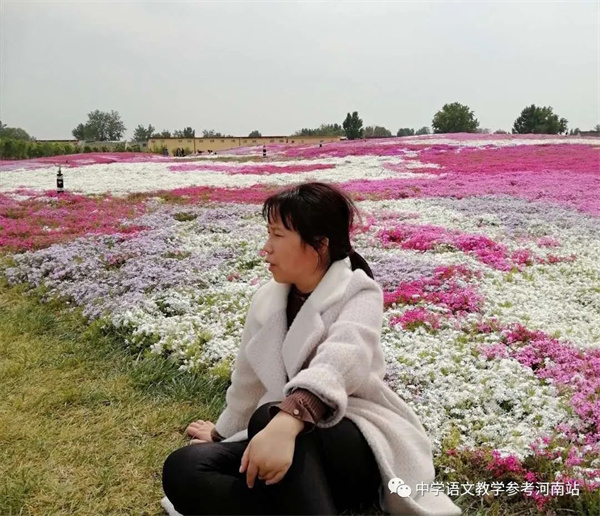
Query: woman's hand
[[185, 419, 215, 444], [239, 412, 304, 488]]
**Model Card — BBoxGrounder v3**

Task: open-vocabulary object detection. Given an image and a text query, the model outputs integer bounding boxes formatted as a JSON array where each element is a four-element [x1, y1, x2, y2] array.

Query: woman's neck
[[293, 276, 321, 295], [291, 283, 311, 296], [293, 264, 331, 294]]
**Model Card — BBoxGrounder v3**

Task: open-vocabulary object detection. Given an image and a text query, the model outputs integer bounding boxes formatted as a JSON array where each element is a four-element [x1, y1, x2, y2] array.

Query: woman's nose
[[260, 237, 274, 256]]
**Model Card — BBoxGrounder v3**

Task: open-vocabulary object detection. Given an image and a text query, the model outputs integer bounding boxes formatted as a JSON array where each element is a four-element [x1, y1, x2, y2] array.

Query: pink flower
[[391, 307, 441, 332], [384, 265, 483, 316], [478, 343, 509, 360]]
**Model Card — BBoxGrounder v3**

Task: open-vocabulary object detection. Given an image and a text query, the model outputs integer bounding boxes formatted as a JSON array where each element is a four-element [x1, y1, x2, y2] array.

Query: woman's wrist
[[210, 426, 224, 442], [269, 410, 305, 437]]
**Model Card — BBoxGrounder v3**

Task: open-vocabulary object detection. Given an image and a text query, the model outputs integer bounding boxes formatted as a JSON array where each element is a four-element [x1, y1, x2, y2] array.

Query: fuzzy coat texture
[[207, 257, 462, 516]]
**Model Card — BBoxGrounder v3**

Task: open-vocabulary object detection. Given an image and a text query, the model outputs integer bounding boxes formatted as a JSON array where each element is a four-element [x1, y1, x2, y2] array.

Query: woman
[[162, 182, 461, 516]]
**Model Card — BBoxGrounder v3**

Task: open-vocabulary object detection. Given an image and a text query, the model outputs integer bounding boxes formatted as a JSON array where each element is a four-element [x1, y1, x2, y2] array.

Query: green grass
[[0, 279, 228, 515]]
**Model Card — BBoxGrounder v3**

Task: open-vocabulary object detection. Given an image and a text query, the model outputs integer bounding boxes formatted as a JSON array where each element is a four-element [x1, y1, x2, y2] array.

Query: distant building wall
[[147, 135, 342, 155], [73, 141, 148, 151], [34, 139, 80, 145]]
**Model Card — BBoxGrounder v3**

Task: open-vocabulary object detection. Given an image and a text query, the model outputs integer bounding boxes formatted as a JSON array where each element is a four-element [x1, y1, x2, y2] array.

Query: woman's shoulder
[[245, 278, 285, 325], [321, 267, 383, 317], [338, 270, 384, 323], [346, 267, 383, 298], [250, 278, 277, 303]]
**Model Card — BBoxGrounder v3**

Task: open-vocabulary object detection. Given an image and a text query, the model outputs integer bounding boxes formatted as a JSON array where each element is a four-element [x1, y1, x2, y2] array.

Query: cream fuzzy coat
[[212, 258, 462, 516]]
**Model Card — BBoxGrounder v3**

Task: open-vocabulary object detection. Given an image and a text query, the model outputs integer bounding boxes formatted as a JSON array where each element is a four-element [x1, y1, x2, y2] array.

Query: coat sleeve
[[214, 294, 266, 439], [283, 282, 384, 428]]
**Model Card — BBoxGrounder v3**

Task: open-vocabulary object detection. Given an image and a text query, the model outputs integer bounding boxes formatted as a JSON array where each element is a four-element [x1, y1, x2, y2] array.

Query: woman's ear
[[317, 237, 330, 268], [318, 237, 329, 253]]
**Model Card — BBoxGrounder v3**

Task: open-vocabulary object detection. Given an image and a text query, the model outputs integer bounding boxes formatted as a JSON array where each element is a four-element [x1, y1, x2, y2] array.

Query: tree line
[[340, 103, 598, 140], [74, 115, 265, 143], [71, 103, 599, 142], [1, 103, 598, 159]]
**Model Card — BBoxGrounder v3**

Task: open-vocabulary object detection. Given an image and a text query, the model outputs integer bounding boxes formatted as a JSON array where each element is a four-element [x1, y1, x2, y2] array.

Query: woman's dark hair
[[261, 182, 374, 279]]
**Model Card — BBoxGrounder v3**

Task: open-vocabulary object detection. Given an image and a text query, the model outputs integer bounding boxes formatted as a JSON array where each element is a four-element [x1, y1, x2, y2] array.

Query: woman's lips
[[268, 264, 276, 270]]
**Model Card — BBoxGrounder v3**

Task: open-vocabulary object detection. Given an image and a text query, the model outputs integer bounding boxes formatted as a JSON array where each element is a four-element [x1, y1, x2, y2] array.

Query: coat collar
[[245, 258, 356, 391]]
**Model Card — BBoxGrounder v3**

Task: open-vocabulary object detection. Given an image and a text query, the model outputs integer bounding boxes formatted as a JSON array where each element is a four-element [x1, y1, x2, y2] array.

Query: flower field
[[1, 134, 599, 513]]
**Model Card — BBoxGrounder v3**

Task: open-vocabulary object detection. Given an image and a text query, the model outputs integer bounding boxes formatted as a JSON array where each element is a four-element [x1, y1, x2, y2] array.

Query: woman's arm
[[283, 283, 384, 428], [268, 388, 331, 433], [213, 300, 266, 439], [211, 426, 225, 442]]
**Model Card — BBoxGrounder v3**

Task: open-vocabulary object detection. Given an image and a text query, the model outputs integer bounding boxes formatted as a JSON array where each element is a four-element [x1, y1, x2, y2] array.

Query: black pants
[[162, 402, 382, 515]]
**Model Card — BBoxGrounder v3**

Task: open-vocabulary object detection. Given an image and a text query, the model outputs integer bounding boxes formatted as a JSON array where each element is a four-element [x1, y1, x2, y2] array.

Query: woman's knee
[[163, 447, 192, 489], [162, 448, 200, 514], [163, 444, 226, 513], [162, 445, 212, 492], [162, 447, 189, 506]]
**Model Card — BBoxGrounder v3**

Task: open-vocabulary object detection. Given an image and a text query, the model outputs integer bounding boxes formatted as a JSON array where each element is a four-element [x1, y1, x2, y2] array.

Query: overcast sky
[[1, 0, 598, 140]]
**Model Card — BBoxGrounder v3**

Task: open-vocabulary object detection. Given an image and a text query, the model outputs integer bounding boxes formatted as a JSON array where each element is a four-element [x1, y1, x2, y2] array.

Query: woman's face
[[261, 214, 328, 287]]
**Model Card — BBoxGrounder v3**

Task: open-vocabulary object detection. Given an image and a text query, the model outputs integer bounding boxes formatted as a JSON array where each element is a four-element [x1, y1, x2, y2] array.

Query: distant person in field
[[161, 182, 461, 516]]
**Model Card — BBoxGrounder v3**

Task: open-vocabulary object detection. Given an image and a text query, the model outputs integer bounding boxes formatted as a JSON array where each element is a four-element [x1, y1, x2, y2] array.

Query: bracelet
[[211, 427, 225, 442]]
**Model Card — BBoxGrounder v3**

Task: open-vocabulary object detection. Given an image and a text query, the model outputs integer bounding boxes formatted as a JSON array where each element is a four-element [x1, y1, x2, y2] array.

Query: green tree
[[72, 123, 87, 140], [293, 128, 317, 136], [72, 110, 126, 141], [415, 126, 430, 135], [0, 127, 31, 140], [152, 130, 172, 138], [173, 127, 196, 138], [364, 126, 392, 138], [0, 121, 32, 140], [292, 123, 345, 137], [318, 123, 344, 136], [512, 105, 568, 135], [396, 128, 415, 137], [201, 129, 223, 138], [132, 124, 156, 142], [343, 111, 364, 140], [432, 103, 479, 133], [248, 130, 262, 138]]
